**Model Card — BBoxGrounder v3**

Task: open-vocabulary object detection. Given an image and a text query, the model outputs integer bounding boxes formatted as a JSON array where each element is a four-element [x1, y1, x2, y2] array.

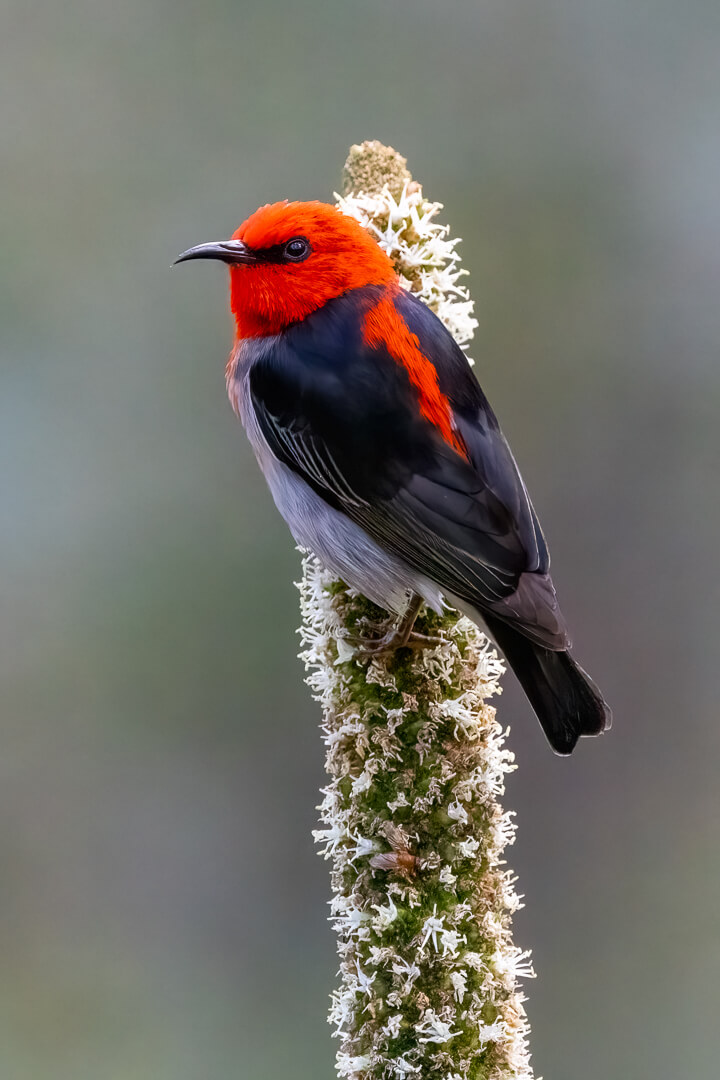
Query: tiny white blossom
[[312, 822, 346, 857], [419, 905, 446, 953], [438, 865, 457, 888], [439, 927, 465, 958], [457, 837, 481, 858], [372, 896, 398, 931], [450, 970, 468, 1002], [391, 955, 421, 993], [492, 948, 536, 981], [416, 1009, 460, 1044], [452, 901, 474, 924], [368, 945, 395, 965], [383, 1012, 403, 1039], [347, 832, 378, 863], [352, 766, 375, 794], [329, 984, 361, 1037], [463, 951, 486, 972], [336, 1052, 373, 1076], [388, 1056, 421, 1078], [447, 797, 470, 826], [477, 1019, 507, 1045], [333, 903, 370, 935]]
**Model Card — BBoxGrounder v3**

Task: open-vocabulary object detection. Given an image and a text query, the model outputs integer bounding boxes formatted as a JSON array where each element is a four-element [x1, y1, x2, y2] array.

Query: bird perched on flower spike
[[177, 199, 611, 754]]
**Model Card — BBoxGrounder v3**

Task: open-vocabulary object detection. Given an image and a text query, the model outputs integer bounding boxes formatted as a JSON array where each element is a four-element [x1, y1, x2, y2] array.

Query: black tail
[[483, 614, 611, 755]]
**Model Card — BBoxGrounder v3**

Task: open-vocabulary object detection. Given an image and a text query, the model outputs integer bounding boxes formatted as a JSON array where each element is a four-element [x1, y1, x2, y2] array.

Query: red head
[[176, 200, 397, 339]]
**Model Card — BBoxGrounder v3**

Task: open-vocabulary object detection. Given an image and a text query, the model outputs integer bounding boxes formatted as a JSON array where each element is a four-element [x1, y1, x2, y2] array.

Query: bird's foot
[[347, 621, 443, 659], [339, 593, 443, 659]]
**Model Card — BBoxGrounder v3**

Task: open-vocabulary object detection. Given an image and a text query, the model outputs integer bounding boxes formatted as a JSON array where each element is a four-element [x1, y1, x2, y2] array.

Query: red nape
[[363, 291, 468, 458]]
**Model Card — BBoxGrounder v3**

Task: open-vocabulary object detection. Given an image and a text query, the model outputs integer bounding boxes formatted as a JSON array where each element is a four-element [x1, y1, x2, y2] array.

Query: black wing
[[249, 286, 566, 644]]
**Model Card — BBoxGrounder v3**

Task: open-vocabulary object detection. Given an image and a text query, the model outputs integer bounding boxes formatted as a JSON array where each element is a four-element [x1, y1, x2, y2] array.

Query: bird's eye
[[284, 237, 310, 261]]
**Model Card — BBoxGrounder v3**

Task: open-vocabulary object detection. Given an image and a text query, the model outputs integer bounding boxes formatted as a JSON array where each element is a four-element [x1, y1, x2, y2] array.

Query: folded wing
[[249, 288, 568, 648]]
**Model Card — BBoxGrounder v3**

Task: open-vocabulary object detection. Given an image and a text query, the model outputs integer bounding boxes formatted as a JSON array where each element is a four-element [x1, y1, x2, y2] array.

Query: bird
[[176, 199, 611, 754]]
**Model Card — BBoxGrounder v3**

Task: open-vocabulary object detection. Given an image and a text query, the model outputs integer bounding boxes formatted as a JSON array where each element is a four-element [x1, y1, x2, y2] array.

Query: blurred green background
[[2, 1, 720, 1077]]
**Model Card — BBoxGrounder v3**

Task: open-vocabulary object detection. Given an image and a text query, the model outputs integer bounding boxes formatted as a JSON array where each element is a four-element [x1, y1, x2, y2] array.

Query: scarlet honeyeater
[[177, 200, 611, 754]]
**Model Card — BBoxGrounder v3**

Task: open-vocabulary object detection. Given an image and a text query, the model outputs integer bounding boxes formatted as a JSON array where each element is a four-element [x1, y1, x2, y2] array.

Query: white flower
[[492, 948, 536, 981], [355, 960, 376, 998], [439, 927, 465, 958], [332, 902, 370, 936], [312, 822, 345, 857], [419, 905, 446, 952], [388, 1056, 420, 1078], [457, 836, 480, 858], [328, 985, 358, 1036], [447, 797, 470, 826], [450, 970, 468, 1002], [439, 865, 457, 888], [416, 1009, 460, 1044], [347, 831, 378, 863], [368, 945, 395, 965], [391, 955, 421, 993], [383, 1012, 403, 1039], [372, 896, 398, 931], [477, 1019, 507, 1045], [337, 1052, 373, 1076], [352, 766, 375, 794], [463, 951, 486, 973]]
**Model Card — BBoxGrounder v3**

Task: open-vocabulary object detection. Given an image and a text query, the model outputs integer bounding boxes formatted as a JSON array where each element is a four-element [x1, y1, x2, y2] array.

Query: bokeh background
[[2, 1, 720, 1077]]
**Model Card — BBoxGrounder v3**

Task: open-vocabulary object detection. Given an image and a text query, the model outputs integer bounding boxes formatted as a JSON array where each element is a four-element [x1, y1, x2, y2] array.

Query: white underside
[[229, 342, 445, 617], [268, 456, 445, 615]]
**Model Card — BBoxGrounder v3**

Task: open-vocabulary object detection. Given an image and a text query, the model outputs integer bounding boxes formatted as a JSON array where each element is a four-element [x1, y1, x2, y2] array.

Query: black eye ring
[[284, 237, 311, 262]]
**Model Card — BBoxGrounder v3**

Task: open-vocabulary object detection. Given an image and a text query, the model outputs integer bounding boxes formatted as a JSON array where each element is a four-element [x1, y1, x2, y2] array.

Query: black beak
[[174, 239, 256, 266]]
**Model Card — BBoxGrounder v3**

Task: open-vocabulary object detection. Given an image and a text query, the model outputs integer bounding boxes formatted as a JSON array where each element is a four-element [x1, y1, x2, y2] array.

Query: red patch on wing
[[363, 292, 468, 458]]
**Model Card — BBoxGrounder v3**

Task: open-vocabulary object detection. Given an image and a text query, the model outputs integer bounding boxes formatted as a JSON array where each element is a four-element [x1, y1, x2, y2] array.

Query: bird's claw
[[345, 626, 443, 659]]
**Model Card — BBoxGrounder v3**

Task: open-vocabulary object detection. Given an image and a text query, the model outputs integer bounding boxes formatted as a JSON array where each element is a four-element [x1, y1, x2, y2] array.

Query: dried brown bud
[[341, 140, 412, 198]]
